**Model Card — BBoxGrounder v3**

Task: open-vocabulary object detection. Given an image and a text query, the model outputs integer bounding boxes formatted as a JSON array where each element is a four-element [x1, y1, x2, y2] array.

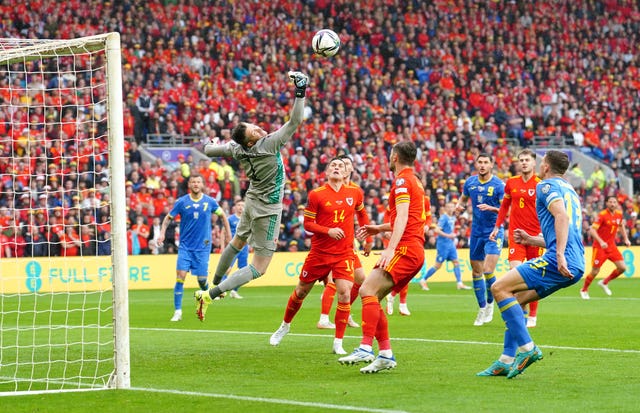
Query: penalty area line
[[130, 387, 409, 413]]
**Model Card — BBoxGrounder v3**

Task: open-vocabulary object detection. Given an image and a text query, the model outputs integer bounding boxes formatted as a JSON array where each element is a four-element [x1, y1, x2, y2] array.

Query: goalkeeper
[[194, 71, 309, 321]]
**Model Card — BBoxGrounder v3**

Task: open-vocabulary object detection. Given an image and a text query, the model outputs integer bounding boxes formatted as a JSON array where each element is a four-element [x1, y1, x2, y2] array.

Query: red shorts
[[354, 253, 362, 270], [300, 251, 355, 284], [376, 243, 424, 294], [591, 245, 623, 268], [508, 238, 544, 262]]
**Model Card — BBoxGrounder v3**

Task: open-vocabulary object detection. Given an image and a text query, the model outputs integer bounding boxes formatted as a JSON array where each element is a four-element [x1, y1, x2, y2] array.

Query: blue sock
[[174, 279, 185, 310], [197, 276, 208, 290], [484, 273, 496, 304], [472, 274, 487, 308], [423, 267, 437, 281], [453, 266, 462, 283], [498, 297, 532, 347], [503, 327, 517, 358]]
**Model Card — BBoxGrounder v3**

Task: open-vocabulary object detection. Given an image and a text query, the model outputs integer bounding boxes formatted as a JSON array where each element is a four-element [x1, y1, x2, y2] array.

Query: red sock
[[375, 307, 391, 351], [335, 302, 350, 339], [320, 282, 336, 316], [350, 283, 361, 305], [399, 284, 408, 304], [529, 300, 538, 318], [283, 291, 304, 323], [582, 274, 596, 291], [603, 269, 624, 284], [361, 296, 380, 347]]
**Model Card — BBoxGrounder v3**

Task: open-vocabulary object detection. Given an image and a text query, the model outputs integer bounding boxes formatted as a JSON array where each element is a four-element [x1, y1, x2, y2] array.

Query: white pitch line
[[130, 387, 409, 413], [131, 327, 640, 354]]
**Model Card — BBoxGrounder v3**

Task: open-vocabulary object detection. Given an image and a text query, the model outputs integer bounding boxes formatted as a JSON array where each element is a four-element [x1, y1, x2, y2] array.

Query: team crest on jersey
[[395, 178, 405, 186], [541, 184, 550, 194], [346, 197, 353, 206], [528, 189, 535, 196]]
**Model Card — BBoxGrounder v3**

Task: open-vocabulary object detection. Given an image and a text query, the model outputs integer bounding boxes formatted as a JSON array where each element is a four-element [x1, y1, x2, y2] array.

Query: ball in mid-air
[[312, 29, 340, 57]]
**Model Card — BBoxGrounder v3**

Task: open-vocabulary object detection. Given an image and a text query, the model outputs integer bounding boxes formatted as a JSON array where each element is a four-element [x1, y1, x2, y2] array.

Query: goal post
[[0, 33, 129, 394]]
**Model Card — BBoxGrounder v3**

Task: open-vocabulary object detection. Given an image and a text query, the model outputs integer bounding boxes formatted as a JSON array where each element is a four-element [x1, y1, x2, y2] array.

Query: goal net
[[0, 33, 129, 394]]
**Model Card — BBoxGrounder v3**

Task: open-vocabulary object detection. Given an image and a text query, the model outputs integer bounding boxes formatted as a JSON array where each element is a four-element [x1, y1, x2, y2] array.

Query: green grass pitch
[[2, 280, 640, 412]]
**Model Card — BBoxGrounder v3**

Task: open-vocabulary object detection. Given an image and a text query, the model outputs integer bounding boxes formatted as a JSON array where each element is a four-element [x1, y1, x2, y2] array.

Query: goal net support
[[0, 33, 129, 394]]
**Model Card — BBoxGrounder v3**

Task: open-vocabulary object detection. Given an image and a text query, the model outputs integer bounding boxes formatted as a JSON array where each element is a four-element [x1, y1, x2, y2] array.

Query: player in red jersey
[[490, 149, 544, 327], [386, 195, 432, 316], [338, 141, 426, 373], [317, 155, 372, 330], [269, 157, 371, 354], [580, 195, 631, 299]]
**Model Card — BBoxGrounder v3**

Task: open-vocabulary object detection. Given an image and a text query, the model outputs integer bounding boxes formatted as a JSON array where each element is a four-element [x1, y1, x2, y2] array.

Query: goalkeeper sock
[[173, 279, 185, 310], [213, 243, 241, 285], [211, 265, 261, 298]]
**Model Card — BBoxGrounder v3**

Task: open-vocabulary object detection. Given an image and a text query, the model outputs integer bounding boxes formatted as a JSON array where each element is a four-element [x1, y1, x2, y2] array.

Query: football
[[312, 29, 340, 57]]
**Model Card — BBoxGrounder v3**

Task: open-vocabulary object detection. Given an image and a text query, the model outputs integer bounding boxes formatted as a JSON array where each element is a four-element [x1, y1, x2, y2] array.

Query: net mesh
[[0, 37, 114, 392]]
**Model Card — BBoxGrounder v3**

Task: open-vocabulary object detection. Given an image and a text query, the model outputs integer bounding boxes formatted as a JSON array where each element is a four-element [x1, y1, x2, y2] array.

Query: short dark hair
[[393, 141, 417, 165], [544, 150, 570, 175], [188, 173, 204, 183], [476, 152, 493, 162], [605, 195, 618, 203], [231, 123, 248, 147]]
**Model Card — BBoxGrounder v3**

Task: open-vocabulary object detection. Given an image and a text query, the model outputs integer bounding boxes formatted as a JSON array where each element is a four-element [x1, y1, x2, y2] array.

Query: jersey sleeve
[[168, 197, 183, 218], [303, 190, 328, 235]]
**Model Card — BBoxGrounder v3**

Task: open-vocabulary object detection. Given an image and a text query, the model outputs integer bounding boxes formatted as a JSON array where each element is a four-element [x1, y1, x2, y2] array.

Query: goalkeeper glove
[[288, 71, 309, 98]]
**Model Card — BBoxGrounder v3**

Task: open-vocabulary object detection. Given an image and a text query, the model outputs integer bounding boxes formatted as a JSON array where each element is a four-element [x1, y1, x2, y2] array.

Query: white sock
[[379, 349, 393, 358], [519, 342, 534, 352], [319, 314, 329, 323], [360, 344, 373, 352], [499, 355, 515, 364]]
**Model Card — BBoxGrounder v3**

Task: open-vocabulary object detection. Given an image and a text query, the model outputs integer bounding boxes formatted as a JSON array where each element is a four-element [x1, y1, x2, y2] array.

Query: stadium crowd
[[1, 0, 640, 258]]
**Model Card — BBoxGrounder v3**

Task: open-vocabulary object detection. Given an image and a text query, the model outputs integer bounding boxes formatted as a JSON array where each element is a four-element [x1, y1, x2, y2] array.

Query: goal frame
[[0, 32, 130, 392]]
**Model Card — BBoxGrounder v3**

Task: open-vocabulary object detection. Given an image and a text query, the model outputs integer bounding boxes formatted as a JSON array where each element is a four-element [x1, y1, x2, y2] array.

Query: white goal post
[[0, 33, 129, 394]]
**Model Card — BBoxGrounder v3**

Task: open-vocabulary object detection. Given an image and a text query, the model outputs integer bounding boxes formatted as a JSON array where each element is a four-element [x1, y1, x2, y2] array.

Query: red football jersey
[[388, 168, 426, 246], [497, 174, 541, 237], [303, 183, 366, 256], [593, 209, 623, 245]]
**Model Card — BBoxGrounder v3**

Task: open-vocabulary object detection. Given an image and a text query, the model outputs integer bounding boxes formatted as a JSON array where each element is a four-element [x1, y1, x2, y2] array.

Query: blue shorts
[[230, 245, 249, 269], [469, 228, 503, 261], [435, 244, 458, 263], [176, 249, 210, 277], [516, 256, 584, 299]]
